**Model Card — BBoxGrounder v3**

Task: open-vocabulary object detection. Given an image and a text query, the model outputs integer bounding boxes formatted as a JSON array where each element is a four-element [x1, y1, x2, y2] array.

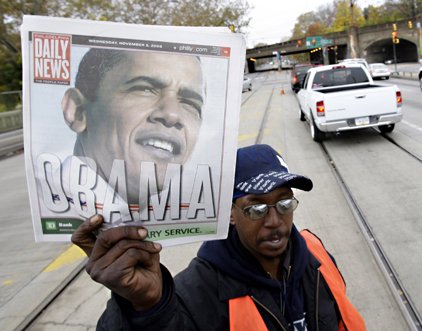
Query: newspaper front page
[[21, 16, 245, 245]]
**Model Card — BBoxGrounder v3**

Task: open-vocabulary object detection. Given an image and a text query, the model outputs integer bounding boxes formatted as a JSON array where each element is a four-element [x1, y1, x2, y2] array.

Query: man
[[72, 144, 365, 330], [61, 49, 205, 212]]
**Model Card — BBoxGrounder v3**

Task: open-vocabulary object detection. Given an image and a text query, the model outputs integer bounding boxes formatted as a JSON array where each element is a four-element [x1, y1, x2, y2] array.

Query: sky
[[245, 0, 385, 48]]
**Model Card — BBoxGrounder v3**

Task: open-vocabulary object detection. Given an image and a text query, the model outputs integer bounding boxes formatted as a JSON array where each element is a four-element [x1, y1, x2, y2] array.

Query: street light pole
[[348, 0, 359, 58], [393, 41, 398, 73]]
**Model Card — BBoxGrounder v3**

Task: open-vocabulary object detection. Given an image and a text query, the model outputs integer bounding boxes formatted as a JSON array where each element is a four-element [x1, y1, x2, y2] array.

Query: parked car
[[338, 58, 369, 70], [297, 63, 402, 142], [291, 64, 314, 93], [369, 63, 390, 80], [281, 59, 293, 69], [242, 76, 252, 92]]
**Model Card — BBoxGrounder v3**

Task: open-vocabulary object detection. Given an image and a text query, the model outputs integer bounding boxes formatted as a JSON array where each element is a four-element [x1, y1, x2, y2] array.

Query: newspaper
[[21, 16, 245, 245]]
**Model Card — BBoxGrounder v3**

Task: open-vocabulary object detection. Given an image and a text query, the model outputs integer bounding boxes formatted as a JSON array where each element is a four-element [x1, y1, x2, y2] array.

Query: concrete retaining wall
[[391, 71, 420, 80]]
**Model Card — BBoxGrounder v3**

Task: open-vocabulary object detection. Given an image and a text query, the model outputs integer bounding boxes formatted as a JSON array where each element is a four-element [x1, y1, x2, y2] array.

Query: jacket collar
[[198, 225, 310, 296]]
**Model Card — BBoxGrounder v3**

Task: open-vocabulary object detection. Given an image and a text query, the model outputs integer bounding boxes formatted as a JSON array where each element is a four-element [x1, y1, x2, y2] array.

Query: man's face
[[80, 52, 204, 201], [231, 187, 294, 263]]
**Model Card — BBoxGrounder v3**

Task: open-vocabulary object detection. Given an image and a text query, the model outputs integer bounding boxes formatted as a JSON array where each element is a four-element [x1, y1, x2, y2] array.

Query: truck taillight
[[396, 91, 402, 107], [316, 100, 325, 116]]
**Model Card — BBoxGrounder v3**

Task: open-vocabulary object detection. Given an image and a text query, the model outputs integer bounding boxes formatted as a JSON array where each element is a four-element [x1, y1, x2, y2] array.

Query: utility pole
[[348, 0, 359, 58], [392, 26, 399, 73], [393, 41, 398, 73]]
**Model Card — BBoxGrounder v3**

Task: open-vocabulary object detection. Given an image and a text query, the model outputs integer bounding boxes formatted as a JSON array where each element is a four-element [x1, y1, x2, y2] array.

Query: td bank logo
[[45, 221, 57, 231]]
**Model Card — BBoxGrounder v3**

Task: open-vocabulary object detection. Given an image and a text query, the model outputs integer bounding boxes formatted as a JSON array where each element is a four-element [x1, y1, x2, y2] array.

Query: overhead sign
[[306, 36, 333, 48]]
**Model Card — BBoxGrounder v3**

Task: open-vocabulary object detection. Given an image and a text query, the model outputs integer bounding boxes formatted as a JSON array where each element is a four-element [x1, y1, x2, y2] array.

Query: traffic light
[[392, 23, 397, 31], [392, 31, 399, 44], [408, 20, 413, 29]]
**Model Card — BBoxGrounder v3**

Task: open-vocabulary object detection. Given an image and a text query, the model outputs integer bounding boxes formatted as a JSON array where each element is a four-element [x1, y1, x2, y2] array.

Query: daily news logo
[[33, 33, 71, 85]]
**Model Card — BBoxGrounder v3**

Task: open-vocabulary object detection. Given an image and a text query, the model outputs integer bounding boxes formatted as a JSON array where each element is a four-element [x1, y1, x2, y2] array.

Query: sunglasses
[[233, 197, 299, 220]]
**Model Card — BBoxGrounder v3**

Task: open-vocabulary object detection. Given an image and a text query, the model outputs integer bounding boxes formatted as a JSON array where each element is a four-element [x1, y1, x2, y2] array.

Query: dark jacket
[[97, 226, 340, 330]]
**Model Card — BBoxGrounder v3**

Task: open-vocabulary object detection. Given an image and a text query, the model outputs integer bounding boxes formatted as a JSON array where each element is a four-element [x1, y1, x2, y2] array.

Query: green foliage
[[326, 0, 365, 32], [363, 5, 384, 25], [290, 0, 421, 40], [168, 0, 251, 31], [0, 90, 21, 112], [291, 12, 325, 39], [0, 44, 21, 90], [382, 0, 422, 20]]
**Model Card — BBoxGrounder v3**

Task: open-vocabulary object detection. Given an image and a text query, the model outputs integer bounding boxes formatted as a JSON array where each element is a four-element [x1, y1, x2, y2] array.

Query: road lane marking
[[238, 133, 258, 141], [402, 120, 422, 132], [43, 245, 86, 273]]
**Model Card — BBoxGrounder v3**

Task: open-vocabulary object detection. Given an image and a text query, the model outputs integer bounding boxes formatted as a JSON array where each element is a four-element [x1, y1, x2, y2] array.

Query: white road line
[[401, 120, 422, 132]]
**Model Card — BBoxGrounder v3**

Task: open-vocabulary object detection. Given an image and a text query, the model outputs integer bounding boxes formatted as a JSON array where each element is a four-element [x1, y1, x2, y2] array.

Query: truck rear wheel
[[299, 107, 305, 121], [310, 116, 325, 142], [379, 124, 395, 133]]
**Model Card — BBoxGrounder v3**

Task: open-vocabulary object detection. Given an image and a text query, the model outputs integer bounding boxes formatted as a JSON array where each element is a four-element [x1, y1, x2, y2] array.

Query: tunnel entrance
[[365, 38, 418, 63]]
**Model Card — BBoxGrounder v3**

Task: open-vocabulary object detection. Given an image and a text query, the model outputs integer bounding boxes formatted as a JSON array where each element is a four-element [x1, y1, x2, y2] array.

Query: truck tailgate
[[321, 85, 397, 122]]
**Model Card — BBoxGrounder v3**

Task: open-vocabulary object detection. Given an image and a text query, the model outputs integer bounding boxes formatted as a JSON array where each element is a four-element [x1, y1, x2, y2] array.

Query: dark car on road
[[291, 64, 314, 93], [419, 66, 422, 91]]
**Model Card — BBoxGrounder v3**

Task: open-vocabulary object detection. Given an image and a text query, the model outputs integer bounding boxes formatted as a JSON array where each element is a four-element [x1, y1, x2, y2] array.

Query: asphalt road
[[2, 69, 422, 330]]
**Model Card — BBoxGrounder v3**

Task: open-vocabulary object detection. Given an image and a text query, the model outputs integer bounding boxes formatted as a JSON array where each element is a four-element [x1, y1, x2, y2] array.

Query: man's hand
[[71, 215, 163, 311]]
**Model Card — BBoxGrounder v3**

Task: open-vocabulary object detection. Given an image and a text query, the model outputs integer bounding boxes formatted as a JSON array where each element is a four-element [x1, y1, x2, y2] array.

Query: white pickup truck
[[297, 63, 402, 142]]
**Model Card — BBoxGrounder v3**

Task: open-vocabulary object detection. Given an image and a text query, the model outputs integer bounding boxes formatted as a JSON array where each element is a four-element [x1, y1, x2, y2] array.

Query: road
[[1, 70, 422, 330]]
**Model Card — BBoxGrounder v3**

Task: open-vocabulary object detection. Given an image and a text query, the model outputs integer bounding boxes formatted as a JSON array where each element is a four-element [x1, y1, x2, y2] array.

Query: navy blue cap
[[233, 144, 313, 200]]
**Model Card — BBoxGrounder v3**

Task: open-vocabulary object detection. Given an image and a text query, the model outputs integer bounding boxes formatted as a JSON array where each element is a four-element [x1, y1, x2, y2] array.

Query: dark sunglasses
[[233, 197, 299, 220]]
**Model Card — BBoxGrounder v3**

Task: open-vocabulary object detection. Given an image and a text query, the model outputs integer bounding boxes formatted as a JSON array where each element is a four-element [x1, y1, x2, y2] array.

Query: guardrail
[[0, 129, 23, 157], [0, 108, 23, 133]]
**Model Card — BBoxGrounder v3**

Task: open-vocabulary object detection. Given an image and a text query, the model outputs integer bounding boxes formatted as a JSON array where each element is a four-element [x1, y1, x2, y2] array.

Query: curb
[[0, 245, 87, 330], [391, 72, 420, 81]]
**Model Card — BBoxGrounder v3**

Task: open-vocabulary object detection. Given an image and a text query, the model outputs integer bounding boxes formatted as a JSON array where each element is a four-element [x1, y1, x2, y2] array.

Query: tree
[[362, 5, 385, 25], [328, 0, 364, 32], [168, 0, 251, 31], [382, 0, 422, 19], [291, 12, 325, 39], [0, 41, 20, 87], [290, 2, 337, 39], [315, 3, 337, 28]]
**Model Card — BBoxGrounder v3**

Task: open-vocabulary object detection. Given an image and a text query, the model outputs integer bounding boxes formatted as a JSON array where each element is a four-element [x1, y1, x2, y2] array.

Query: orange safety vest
[[229, 229, 366, 331]]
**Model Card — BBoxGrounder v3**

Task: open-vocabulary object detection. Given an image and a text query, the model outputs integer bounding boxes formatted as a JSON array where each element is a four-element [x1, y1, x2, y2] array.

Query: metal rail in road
[[320, 140, 422, 331], [242, 75, 422, 330]]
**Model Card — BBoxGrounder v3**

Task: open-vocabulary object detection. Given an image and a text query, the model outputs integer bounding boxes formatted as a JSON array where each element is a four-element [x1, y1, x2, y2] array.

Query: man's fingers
[[87, 246, 161, 288], [90, 226, 161, 261], [87, 238, 162, 272], [71, 214, 104, 256], [92, 226, 148, 255]]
